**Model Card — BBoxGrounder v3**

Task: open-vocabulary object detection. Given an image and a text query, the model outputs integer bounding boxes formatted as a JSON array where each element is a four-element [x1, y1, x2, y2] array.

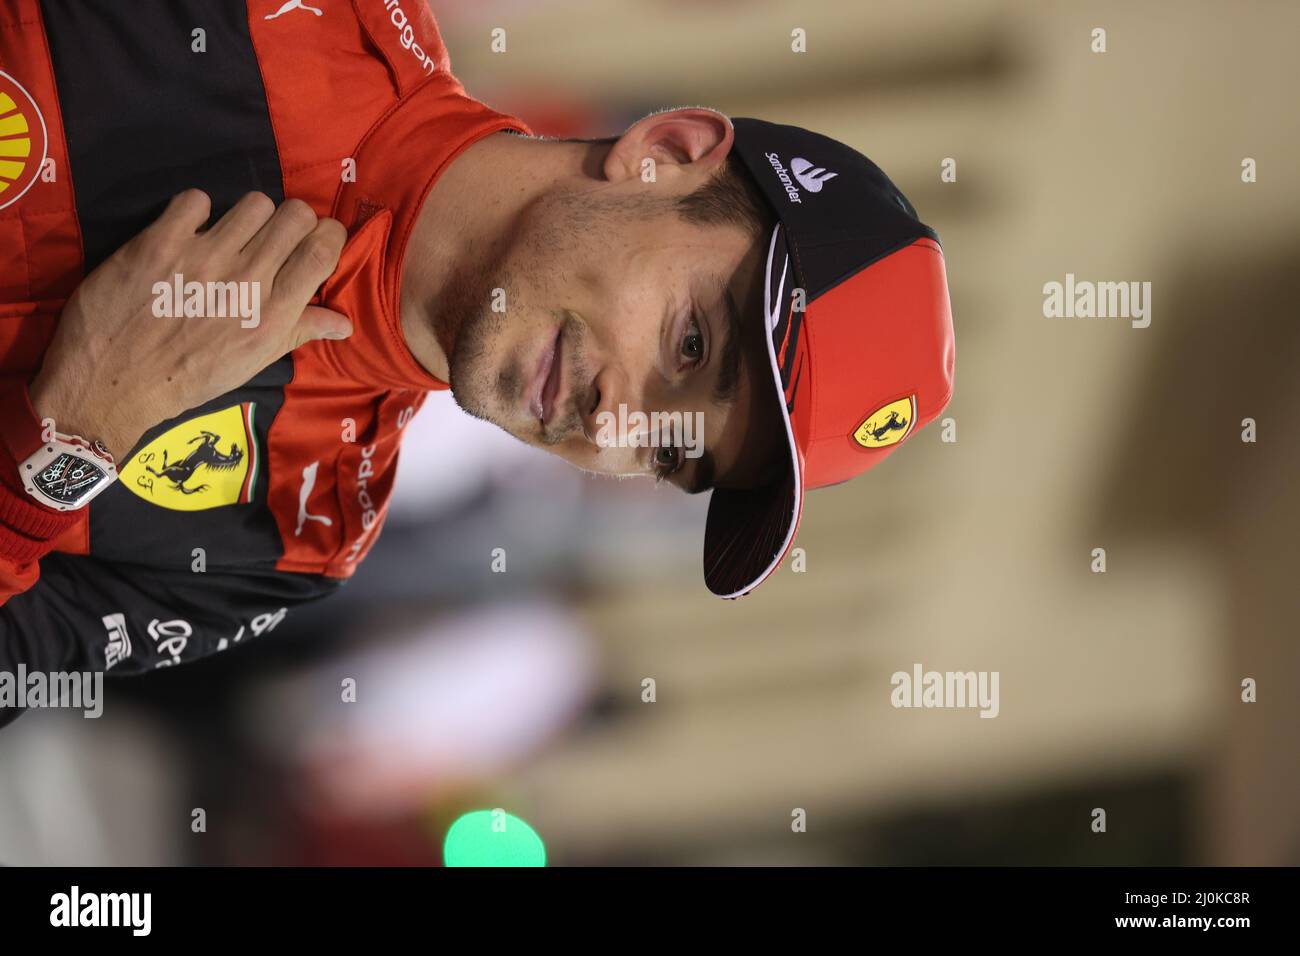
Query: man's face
[[446, 173, 786, 495]]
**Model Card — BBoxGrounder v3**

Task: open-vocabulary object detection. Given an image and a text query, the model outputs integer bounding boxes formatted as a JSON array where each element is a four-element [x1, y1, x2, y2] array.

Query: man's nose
[[580, 364, 618, 447], [582, 368, 687, 451], [581, 366, 661, 449]]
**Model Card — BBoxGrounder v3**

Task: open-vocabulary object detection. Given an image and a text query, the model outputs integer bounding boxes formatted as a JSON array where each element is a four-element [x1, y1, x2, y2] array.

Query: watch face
[[31, 452, 110, 506]]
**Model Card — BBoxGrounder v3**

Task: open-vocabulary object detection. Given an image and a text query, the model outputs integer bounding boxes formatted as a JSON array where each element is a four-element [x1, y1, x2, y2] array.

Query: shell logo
[[0, 70, 47, 212]]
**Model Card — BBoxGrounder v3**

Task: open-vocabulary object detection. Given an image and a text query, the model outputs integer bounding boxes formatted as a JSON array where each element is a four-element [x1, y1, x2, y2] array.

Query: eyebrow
[[712, 283, 743, 405], [678, 278, 742, 495]]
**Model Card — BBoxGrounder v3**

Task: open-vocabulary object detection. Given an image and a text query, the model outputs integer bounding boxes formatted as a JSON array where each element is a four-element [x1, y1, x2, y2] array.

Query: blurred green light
[[444, 810, 546, 867]]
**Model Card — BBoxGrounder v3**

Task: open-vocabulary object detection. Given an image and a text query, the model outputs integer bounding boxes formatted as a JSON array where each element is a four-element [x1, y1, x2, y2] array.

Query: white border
[[713, 224, 804, 599]]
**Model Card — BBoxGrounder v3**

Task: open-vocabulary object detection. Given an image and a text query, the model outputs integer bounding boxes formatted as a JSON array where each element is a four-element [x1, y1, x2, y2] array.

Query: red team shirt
[[0, 0, 529, 686]]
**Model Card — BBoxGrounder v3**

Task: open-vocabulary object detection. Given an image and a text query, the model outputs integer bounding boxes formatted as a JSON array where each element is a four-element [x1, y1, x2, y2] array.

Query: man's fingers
[[241, 198, 319, 270], [289, 306, 353, 350], [271, 217, 347, 309], [140, 189, 211, 245], [205, 191, 277, 251]]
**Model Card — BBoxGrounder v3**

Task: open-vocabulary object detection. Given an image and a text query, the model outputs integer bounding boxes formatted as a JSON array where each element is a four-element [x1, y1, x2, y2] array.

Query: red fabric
[[248, 9, 532, 575], [0, 0, 532, 602], [0, 380, 83, 600], [798, 238, 954, 488]]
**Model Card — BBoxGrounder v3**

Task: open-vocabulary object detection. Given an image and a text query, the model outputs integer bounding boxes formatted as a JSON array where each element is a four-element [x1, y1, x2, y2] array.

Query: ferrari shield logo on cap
[[852, 395, 916, 449]]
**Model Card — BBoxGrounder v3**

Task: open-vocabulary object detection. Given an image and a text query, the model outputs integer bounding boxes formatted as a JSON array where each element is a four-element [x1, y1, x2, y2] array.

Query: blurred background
[[1, 0, 1297, 865]]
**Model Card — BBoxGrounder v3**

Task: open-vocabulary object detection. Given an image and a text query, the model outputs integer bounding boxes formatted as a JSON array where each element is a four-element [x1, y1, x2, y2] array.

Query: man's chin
[[445, 346, 493, 416], [447, 374, 531, 445], [447, 378, 496, 426]]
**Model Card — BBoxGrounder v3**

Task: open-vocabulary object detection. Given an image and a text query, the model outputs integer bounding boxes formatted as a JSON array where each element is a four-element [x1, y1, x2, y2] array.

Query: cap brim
[[703, 225, 804, 598]]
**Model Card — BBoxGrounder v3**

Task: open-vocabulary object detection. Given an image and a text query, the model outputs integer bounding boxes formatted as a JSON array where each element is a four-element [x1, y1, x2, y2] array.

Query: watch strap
[[0, 381, 83, 561]]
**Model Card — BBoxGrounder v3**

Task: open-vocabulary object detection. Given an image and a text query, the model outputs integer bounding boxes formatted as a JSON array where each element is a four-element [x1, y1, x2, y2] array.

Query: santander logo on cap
[[764, 151, 838, 203], [791, 157, 837, 193]]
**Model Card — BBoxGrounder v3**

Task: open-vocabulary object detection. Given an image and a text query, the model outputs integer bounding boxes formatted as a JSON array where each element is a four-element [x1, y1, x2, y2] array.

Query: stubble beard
[[440, 188, 659, 445], [442, 269, 514, 428]]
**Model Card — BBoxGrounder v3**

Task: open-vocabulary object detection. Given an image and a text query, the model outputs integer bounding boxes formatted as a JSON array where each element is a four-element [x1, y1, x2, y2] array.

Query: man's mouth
[[528, 324, 564, 428]]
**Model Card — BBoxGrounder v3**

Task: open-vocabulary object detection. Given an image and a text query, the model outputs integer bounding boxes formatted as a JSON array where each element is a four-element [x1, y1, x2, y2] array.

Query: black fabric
[[703, 118, 942, 596], [763, 231, 802, 406], [0, 550, 342, 727], [41, 0, 285, 268], [703, 467, 796, 598], [0, 2, 342, 714], [88, 366, 295, 574], [39, 0, 293, 572], [730, 117, 938, 304]]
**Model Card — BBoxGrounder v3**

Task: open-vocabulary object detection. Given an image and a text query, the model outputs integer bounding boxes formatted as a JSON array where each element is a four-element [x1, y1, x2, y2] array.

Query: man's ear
[[602, 107, 734, 187]]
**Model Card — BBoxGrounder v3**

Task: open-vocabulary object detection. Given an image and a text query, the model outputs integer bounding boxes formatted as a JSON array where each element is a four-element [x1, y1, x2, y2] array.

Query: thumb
[[290, 306, 353, 349]]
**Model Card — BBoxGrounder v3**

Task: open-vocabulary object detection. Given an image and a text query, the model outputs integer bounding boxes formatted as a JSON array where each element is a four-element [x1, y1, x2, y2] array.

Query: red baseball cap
[[703, 118, 956, 598]]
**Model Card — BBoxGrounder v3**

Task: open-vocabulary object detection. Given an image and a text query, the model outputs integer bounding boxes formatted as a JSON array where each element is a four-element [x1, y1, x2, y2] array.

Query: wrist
[[28, 374, 143, 462]]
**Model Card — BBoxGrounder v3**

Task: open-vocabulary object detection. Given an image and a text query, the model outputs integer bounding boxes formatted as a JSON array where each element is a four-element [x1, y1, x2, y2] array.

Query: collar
[[318, 72, 530, 391]]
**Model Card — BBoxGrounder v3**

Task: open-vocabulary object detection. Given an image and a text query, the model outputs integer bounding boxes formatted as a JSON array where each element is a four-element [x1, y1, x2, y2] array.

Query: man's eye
[[653, 445, 681, 482], [680, 318, 704, 366]]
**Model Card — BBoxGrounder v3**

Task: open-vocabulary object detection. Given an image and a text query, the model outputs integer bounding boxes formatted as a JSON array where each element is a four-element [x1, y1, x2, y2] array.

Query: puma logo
[[295, 461, 333, 535], [265, 0, 323, 20]]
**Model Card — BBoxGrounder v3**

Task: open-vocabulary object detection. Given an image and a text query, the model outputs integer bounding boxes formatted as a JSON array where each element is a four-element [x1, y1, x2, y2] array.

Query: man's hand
[[29, 189, 352, 460]]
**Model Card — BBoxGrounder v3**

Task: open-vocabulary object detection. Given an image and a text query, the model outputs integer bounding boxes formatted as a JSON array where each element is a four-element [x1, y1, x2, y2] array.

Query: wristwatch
[[19, 433, 119, 511]]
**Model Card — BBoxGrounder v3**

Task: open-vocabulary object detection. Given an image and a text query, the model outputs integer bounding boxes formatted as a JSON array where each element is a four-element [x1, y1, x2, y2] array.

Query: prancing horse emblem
[[145, 431, 244, 495], [864, 410, 908, 442], [852, 395, 917, 449]]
